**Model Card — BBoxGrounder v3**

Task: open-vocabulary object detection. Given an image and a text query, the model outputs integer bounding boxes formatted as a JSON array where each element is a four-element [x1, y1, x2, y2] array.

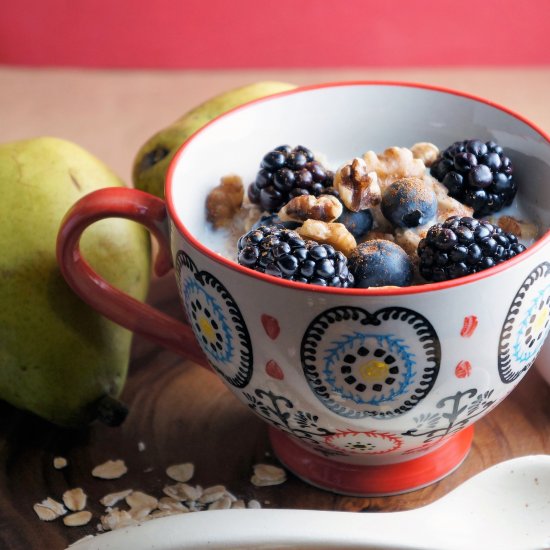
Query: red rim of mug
[[165, 80, 550, 297]]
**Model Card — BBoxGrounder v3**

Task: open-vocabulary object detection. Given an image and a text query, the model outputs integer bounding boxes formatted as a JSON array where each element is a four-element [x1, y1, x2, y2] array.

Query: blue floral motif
[[322, 332, 416, 406], [176, 250, 253, 389], [183, 276, 234, 365], [301, 306, 440, 419], [499, 262, 550, 384]]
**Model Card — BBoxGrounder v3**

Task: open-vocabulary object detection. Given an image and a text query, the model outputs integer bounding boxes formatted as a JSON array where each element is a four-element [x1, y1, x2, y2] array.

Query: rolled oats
[[166, 462, 194, 483], [92, 459, 128, 480], [99, 489, 133, 507], [63, 511, 93, 527], [208, 496, 232, 510], [251, 464, 287, 487], [126, 491, 158, 512], [410, 142, 440, 167], [53, 457, 68, 470], [100, 509, 138, 531], [198, 484, 228, 504], [158, 496, 188, 513], [362, 146, 426, 186], [62, 488, 87, 512], [33, 497, 67, 521], [163, 482, 202, 502]]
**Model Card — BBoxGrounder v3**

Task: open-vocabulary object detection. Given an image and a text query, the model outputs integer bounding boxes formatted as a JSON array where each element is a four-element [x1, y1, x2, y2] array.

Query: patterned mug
[[57, 82, 550, 496]]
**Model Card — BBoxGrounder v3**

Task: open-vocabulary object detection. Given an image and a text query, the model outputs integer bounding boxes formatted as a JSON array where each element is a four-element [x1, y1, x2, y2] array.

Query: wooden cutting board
[[1, 274, 549, 549]]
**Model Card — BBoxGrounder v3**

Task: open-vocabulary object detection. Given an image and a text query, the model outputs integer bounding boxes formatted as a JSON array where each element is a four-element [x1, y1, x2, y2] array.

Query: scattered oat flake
[[63, 511, 93, 527], [92, 459, 128, 480], [101, 509, 138, 531], [158, 497, 188, 513], [100, 489, 133, 507], [33, 497, 67, 520], [231, 499, 246, 509], [163, 482, 202, 502], [33, 504, 60, 522], [63, 488, 87, 512], [166, 463, 194, 483], [251, 463, 287, 486], [146, 509, 181, 520], [126, 491, 158, 511], [138, 441, 146, 452], [198, 484, 227, 504], [247, 499, 262, 509], [208, 496, 232, 510], [130, 506, 154, 521], [53, 457, 68, 469]]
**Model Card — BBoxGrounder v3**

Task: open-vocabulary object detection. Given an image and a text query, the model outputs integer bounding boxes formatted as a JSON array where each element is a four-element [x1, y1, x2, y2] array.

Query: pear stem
[[95, 395, 129, 427]]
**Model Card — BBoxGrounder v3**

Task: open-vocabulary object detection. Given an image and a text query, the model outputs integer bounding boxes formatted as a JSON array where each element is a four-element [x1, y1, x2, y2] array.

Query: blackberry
[[418, 216, 526, 282], [247, 145, 334, 213], [430, 139, 516, 216], [237, 225, 354, 287]]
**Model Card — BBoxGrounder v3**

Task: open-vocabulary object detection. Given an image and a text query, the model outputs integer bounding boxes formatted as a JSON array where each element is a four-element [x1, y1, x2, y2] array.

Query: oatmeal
[[205, 140, 541, 287]]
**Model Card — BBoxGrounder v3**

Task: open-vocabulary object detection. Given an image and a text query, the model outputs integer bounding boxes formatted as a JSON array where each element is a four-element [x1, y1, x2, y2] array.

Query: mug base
[[269, 425, 474, 496]]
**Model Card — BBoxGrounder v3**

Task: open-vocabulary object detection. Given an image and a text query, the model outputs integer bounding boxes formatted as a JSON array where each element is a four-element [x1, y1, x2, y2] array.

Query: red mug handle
[[56, 187, 208, 367]]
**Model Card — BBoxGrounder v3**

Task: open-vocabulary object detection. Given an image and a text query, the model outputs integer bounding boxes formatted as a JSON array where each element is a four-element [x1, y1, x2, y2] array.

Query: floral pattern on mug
[[176, 251, 253, 388], [301, 306, 441, 419], [499, 262, 550, 384]]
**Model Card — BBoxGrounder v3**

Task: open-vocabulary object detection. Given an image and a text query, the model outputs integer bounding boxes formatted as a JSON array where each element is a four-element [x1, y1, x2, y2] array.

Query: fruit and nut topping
[[206, 139, 540, 287], [333, 157, 381, 212]]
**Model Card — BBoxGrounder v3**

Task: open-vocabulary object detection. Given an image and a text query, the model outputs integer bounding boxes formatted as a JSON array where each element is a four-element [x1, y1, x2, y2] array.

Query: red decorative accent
[[261, 314, 280, 340], [324, 430, 403, 455], [269, 425, 474, 496], [265, 360, 284, 380], [460, 315, 478, 337], [56, 187, 209, 367], [455, 360, 472, 378]]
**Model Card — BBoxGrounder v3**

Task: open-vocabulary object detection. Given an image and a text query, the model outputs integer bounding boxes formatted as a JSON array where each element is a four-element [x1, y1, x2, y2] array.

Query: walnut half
[[333, 157, 381, 212], [206, 174, 244, 229], [298, 220, 357, 256], [278, 194, 343, 223]]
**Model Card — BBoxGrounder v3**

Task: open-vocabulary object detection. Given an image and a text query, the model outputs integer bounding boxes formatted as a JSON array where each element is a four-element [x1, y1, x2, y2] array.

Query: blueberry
[[381, 177, 438, 228], [337, 207, 374, 239], [348, 240, 413, 288]]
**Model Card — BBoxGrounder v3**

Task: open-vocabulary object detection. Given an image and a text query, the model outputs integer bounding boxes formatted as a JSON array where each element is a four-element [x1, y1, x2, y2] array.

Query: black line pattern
[[301, 306, 441, 419], [175, 250, 253, 388], [498, 262, 550, 384], [402, 388, 496, 447]]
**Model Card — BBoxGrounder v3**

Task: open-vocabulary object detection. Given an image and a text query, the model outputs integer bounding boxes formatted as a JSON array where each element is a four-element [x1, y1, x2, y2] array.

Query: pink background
[[2, 0, 549, 68]]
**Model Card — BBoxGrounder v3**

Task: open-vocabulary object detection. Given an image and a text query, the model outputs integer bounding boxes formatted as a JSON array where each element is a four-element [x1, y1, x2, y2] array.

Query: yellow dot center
[[358, 360, 389, 382], [534, 306, 549, 333], [199, 316, 216, 342]]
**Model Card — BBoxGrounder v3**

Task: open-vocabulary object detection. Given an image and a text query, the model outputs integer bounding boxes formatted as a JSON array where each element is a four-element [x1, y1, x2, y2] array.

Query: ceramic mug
[[57, 82, 550, 496]]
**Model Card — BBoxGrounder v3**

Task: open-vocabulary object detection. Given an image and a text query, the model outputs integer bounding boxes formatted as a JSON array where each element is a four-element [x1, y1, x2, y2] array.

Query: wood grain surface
[[1, 273, 549, 550], [0, 66, 549, 549]]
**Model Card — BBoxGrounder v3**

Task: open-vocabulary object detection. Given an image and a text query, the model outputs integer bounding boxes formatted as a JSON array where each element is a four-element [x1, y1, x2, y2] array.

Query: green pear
[[132, 80, 297, 198], [0, 137, 151, 427]]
